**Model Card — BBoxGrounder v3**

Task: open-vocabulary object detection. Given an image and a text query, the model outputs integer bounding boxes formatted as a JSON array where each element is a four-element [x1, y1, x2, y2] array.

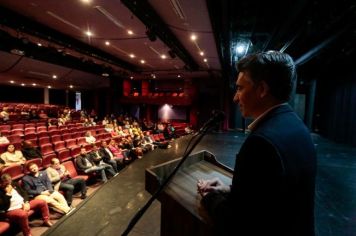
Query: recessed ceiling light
[[9, 80, 15, 84], [102, 73, 109, 77], [127, 30, 133, 35], [203, 58, 208, 62], [21, 83, 25, 86], [130, 76, 134, 79], [199, 51, 204, 56], [81, 0, 91, 4], [48, 86, 51, 89], [52, 75, 57, 79], [32, 83, 36, 86], [140, 60, 145, 64], [69, 85, 73, 88], [190, 34, 197, 41], [161, 54, 167, 59], [85, 31, 92, 37], [177, 75, 181, 78], [105, 41, 110, 46], [37, 43, 42, 47], [129, 54, 135, 58]]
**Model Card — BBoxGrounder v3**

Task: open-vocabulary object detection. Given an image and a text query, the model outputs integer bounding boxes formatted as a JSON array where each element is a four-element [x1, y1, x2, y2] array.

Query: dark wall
[[0, 85, 43, 103]]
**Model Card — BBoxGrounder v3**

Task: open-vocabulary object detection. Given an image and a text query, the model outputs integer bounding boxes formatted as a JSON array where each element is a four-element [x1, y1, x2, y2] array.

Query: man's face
[[29, 164, 39, 175], [51, 159, 61, 169], [233, 72, 261, 118], [80, 148, 87, 155]]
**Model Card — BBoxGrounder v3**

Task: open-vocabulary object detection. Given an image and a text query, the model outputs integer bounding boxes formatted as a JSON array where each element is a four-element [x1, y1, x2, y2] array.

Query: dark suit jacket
[[202, 104, 316, 236]]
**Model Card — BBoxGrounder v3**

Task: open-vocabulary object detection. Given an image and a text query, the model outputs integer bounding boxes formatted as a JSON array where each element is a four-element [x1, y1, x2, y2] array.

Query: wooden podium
[[145, 151, 233, 236]]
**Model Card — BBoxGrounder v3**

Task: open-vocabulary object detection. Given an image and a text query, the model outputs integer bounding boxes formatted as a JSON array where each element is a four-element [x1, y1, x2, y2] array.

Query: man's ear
[[258, 81, 270, 98]]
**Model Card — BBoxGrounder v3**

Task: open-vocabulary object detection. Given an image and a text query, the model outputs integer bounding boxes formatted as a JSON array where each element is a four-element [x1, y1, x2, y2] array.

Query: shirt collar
[[247, 103, 287, 131]]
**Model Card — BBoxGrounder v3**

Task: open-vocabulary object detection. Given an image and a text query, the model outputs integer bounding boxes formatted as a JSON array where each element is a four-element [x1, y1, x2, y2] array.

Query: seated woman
[[0, 144, 26, 166], [107, 140, 125, 163], [0, 174, 53, 236], [84, 131, 96, 144]]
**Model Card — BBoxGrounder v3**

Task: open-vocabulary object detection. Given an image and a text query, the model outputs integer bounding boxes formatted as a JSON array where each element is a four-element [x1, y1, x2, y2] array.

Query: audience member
[[22, 163, 71, 214], [1, 144, 26, 166], [76, 147, 108, 183], [0, 132, 10, 145], [0, 174, 53, 236], [46, 158, 87, 206], [21, 141, 42, 160]]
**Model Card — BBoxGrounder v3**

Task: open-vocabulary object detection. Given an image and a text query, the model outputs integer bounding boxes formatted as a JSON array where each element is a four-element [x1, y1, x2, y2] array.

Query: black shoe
[[81, 194, 87, 199]]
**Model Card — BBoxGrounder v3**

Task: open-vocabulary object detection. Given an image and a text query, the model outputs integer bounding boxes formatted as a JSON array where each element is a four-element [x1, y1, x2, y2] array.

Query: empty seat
[[0, 221, 10, 235], [12, 124, 24, 130], [62, 160, 89, 181], [65, 139, 77, 150], [57, 149, 71, 162], [38, 136, 50, 146], [62, 133, 72, 141], [40, 143, 55, 156], [51, 135, 62, 143], [36, 126, 47, 133], [53, 141, 67, 152]]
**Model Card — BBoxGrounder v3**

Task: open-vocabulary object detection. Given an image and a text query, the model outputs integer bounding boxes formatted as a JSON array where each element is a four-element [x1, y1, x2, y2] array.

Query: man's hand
[[197, 177, 230, 197]]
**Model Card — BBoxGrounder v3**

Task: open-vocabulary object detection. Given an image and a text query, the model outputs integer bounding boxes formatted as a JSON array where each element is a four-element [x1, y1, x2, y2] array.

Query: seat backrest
[[1, 164, 24, 180], [62, 160, 78, 178]]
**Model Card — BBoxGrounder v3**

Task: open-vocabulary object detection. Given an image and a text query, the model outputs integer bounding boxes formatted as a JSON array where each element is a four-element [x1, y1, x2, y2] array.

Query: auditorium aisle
[[26, 131, 355, 236]]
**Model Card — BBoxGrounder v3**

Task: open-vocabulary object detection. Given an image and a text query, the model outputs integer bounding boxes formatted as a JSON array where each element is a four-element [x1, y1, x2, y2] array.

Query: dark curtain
[[316, 71, 356, 146]]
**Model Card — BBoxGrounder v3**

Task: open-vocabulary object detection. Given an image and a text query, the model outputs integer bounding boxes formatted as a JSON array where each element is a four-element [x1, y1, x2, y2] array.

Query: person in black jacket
[[197, 51, 316, 236], [75, 147, 108, 182], [21, 140, 42, 160], [0, 174, 53, 236]]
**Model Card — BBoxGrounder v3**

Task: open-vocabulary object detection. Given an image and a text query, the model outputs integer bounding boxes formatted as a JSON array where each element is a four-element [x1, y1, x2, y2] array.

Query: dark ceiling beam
[[0, 6, 138, 72], [121, 0, 199, 71], [0, 29, 113, 76], [206, 0, 234, 84]]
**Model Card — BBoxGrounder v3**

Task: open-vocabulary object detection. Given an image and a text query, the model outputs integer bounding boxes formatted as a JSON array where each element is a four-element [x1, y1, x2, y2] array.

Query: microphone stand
[[121, 124, 214, 236]]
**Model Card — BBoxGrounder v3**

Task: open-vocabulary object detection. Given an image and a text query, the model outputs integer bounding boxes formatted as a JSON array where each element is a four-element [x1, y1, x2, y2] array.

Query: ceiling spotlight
[[161, 54, 167, 59], [146, 28, 157, 42], [199, 51, 204, 56], [32, 83, 36, 86], [81, 0, 92, 3], [52, 75, 57, 79], [190, 34, 197, 41], [203, 58, 208, 62], [127, 30, 134, 35], [48, 86, 52, 89], [236, 45, 245, 54], [69, 85, 73, 88], [85, 31, 92, 37], [102, 73, 109, 77], [129, 54, 135, 58], [21, 83, 25, 86], [105, 41, 110, 46], [10, 80, 15, 84], [177, 75, 181, 78], [130, 76, 134, 79], [37, 43, 42, 47], [140, 60, 145, 64]]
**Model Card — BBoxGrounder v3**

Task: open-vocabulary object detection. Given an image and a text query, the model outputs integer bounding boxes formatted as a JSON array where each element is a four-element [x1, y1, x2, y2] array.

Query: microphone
[[199, 110, 225, 132]]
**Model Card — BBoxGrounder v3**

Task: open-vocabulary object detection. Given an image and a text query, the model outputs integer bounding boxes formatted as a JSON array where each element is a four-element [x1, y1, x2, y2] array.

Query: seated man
[[76, 147, 108, 183], [0, 174, 53, 236], [22, 163, 71, 214], [46, 158, 87, 206], [89, 145, 117, 177]]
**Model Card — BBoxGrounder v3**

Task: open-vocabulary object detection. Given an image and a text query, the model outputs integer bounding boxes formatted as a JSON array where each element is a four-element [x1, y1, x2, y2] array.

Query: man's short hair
[[237, 51, 296, 101]]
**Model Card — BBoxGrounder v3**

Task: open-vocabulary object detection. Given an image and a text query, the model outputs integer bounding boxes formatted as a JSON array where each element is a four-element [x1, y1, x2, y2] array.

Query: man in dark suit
[[197, 51, 316, 236]]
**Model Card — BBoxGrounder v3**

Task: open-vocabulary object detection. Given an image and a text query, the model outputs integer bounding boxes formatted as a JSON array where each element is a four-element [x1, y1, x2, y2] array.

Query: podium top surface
[[145, 150, 233, 222]]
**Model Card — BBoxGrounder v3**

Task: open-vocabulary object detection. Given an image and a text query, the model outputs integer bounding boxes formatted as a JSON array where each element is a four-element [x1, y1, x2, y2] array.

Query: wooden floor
[[9, 131, 356, 236]]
